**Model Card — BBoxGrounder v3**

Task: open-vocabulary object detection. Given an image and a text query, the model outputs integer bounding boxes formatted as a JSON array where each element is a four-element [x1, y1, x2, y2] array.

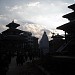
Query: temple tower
[[39, 31, 49, 55], [57, 4, 75, 55]]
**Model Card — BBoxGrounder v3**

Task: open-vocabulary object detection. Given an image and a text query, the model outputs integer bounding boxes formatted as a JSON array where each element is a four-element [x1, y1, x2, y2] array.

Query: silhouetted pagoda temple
[[2, 21, 23, 35], [0, 21, 39, 56], [1, 21, 26, 54], [57, 4, 75, 55], [0, 21, 39, 75]]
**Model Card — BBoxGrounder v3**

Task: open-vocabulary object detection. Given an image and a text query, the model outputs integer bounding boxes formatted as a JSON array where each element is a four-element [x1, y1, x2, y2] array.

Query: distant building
[[39, 31, 49, 55], [21, 32, 39, 56], [49, 34, 65, 53], [32, 36, 39, 57], [21, 31, 32, 52]]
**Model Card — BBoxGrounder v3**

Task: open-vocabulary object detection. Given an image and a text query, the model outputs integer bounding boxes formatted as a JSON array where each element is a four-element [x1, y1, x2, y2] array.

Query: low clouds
[[0, 25, 7, 33], [18, 22, 52, 40]]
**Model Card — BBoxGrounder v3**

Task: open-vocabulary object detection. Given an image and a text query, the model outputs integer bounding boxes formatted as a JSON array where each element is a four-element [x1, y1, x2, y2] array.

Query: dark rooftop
[[2, 29, 24, 35], [63, 12, 75, 21], [6, 21, 20, 29], [68, 4, 75, 10], [57, 20, 75, 34]]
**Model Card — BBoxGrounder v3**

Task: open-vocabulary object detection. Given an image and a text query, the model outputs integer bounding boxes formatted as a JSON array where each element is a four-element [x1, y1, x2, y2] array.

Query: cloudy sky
[[0, 0, 75, 40]]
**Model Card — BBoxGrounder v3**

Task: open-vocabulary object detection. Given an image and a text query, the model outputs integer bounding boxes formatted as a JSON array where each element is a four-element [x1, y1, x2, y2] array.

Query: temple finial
[[12, 20, 14, 23]]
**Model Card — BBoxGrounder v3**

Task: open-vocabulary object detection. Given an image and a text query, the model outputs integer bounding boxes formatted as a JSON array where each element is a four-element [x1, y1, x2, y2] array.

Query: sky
[[0, 0, 75, 40]]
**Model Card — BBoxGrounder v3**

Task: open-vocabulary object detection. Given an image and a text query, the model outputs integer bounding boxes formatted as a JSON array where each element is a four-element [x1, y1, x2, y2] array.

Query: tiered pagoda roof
[[63, 4, 75, 21], [2, 29, 24, 35], [57, 20, 75, 34], [2, 21, 23, 35], [51, 34, 64, 39], [63, 12, 75, 21], [57, 4, 75, 34], [56, 3, 75, 53], [3, 35, 25, 41], [68, 4, 75, 11], [6, 21, 20, 29]]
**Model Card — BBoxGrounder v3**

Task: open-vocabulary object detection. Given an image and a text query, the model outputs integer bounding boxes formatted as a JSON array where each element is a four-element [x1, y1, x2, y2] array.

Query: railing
[[57, 39, 73, 52]]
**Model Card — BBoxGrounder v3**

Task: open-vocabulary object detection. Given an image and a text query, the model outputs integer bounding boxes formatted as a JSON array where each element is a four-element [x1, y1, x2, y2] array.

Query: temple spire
[[12, 20, 14, 23], [6, 21, 20, 29], [39, 31, 49, 55]]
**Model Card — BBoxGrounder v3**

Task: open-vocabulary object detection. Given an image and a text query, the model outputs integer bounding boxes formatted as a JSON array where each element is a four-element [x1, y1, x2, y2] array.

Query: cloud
[[9, 5, 22, 11], [0, 0, 74, 40], [0, 25, 7, 33], [18, 22, 53, 41], [0, 15, 7, 19], [0, 15, 4, 19], [27, 2, 40, 7], [2, 0, 73, 29]]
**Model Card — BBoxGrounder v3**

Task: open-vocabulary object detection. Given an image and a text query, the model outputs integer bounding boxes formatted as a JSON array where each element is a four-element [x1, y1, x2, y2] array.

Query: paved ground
[[6, 57, 46, 75]]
